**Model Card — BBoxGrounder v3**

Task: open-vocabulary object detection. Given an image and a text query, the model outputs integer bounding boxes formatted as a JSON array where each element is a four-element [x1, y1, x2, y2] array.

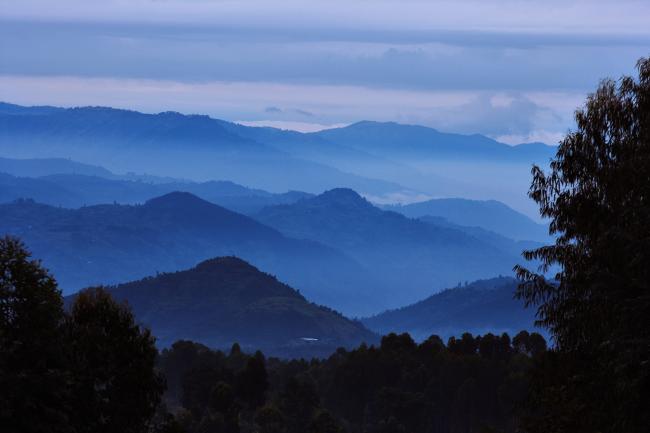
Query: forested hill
[[311, 120, 555, 162], [0, 168, 312, 214], [256, 188, 521, 306], [100, 257, 377, 356], [363, 277, 540, 340], [0, 192, 385, 314]]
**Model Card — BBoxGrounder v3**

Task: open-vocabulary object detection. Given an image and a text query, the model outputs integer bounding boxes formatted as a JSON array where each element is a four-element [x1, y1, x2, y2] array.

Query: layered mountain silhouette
[[0, 168, 312, 214], [362, 277, 540, 341], [417, 215, 541, 258], [97, 257, 377, 357], [255, 188, 526, 306], [0, 103, 407, 196], [312, 121, 555, 162], [0, 192, 387, 315], [386, 198, 550, 242], [0, 156, 114, 178], [0, 102, 558, 212]]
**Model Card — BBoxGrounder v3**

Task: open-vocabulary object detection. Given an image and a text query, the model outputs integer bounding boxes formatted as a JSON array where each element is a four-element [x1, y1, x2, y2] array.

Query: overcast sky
[[1, 0, 649, 143]]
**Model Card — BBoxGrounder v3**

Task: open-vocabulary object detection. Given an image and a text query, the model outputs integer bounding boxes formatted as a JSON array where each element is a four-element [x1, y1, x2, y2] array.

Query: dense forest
[[158, 332, 546, 433], [1, 58, 648, 433]]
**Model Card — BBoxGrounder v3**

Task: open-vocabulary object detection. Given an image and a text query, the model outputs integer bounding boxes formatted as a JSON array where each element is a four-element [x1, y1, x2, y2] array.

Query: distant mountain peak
[[319, 187, 363, 200], [144, 191, 210, 208], [310, 188, 375, 210], [348, 120, 397, 127], [194, 256, 262, 273]]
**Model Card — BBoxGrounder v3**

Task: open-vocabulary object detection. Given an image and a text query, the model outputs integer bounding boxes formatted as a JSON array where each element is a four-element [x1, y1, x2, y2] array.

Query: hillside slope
[[256, 189, 521, 306], [0, 103, 407, 196], [0, 192, 385, 314], [386, 197, 550, 242], [363, 277, 540, 340], [312, 121, 555, 162], [0, 170, 312, 214], [103, 257, 377, 357]]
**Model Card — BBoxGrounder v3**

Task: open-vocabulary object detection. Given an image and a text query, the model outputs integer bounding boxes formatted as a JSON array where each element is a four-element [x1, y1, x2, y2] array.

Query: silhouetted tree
[[0, 238, 168, 432], [0, 236, 70, 432], [159, 330, 543, 433], [279, 376, 321, 433], [515, 57, 650, 432], [236, 350, 268, 409], [67, 287, 165, 433]]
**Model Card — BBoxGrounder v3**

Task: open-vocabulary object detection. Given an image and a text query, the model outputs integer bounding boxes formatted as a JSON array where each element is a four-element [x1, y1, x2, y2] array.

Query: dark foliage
[[0, 237, 166, 432], [0, 236, 70, 432], [158, 331, 546, 433], [67, 287, 165, 433], [515, 57, 650, 432]]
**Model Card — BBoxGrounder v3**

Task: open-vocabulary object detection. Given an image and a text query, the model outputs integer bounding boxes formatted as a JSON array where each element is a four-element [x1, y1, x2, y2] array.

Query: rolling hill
[[312, 121, 556, 162], [0, 169, 312, 214], [98, 257, 378, 357], [362, 277, 541, 341], [0, 103, 409, 197], [0, 156, 114, 178], [255, 188, 524, 306], [0, 192, 386, 315]]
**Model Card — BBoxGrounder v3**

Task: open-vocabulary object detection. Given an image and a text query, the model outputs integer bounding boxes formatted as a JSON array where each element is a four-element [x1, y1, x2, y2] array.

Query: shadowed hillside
[[100, 257, 378, 357], [256, 188, 524, 306], [363, 277, 540, 340], [386, 197, 550, 242], [0, 192, 386, 314], [0, 168, 312, 214]]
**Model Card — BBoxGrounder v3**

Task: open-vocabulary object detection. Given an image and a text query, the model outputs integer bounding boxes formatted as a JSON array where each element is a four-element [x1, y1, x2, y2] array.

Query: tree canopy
[[515, 57, 650, 433], [0, 236, 166, 433]]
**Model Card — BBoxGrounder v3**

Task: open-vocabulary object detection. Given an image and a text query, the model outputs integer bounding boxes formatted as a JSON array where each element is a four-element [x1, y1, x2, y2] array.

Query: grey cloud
[[1, 20, 646, 94], [377, 93, 573, 143]]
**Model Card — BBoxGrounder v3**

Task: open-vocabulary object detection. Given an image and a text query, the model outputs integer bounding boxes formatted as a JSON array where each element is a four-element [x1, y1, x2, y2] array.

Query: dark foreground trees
[[0, 236, 549, 433], [516, 57, 650, 432], [0, 236, 70, 432], [0, 236, 165, 433], [158, 331, 546, 433], [68, 288, 165, 433]]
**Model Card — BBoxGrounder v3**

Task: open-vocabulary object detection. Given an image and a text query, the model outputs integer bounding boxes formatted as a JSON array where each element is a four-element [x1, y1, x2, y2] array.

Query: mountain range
[[0, 186, 544, 314], [255, 188, 532, 306], [0, 191, 390, 315], [385, 198, 550, 242], [0, 102, 407, 197], [0, 157, 547, 246], [0, 102, 556, 215], [0, 101, 553, 329], [0, 168, 312, 214]]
